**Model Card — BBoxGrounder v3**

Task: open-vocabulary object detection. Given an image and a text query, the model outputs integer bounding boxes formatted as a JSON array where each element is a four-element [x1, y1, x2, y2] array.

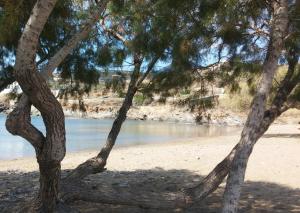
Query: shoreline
[[1, 100, 247, 125], [1, 123, 300, 212], [0, 123, 299, 187], [2, 99, 299, 126]]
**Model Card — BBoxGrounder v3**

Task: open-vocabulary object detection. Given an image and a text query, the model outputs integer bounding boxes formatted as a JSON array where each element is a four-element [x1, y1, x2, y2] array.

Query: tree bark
[[221, 1, 289, 212], [4, 0, 66, 212], [65, 54, 143, 182], [64, 54, 159, 183], [35, 161, 61, 212], [41, 0, 109, 78], [186, 4, 297, 206], [61, 182, 188, 210], [5, 1, 112, 211], [6, 95, 45, 154]]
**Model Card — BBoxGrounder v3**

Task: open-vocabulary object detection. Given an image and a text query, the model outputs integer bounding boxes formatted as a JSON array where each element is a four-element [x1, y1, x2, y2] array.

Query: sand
[[0, 124, 300, 212]]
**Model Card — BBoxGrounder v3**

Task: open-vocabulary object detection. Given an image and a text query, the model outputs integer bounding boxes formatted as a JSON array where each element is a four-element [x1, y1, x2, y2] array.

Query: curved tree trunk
[[4, 0, 66, 211], [4, 1, 111, 211], [222, 1, 289, 212]]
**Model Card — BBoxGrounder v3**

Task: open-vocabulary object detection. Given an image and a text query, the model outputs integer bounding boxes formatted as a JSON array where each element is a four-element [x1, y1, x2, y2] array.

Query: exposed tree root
[[60, 182, 189, 210]]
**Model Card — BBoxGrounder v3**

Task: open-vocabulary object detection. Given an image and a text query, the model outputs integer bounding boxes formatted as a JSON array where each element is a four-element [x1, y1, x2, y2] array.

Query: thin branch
[[41, 0, 109, 79], [100, 18, 126, 43], [136, 56, 160, 88]]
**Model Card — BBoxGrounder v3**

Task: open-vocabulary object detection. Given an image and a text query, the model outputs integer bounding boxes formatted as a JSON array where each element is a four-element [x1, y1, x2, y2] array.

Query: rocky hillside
[[1, 81, 299, 126]]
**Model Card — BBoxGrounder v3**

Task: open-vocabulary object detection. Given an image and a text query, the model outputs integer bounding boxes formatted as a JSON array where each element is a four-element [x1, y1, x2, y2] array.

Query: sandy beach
[[0, 123, 300, 212]]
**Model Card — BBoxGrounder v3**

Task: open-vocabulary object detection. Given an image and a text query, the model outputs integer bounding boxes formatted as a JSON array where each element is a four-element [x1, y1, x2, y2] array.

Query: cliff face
[[57, 92, 245, 125], [2, 88, 298, 125]]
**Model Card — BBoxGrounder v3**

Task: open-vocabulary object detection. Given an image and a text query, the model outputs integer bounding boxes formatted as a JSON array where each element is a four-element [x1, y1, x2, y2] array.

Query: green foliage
[[113, 49, 126, 66], [218, 24, 244, 45], [145, 69, 194, 96], [218, 60, 262, 93], [133, 92, 153, 106], [0, 0, 102, 94], [290, 85, 300, 102], [133, 93, 146, 106], [97, 46, 113, 66], [0, 65, 14, 91], [0, 0, 35, 48], [288, 66, 300, 102], [1, 0, 299, 111], [180, 88, 191, 95]]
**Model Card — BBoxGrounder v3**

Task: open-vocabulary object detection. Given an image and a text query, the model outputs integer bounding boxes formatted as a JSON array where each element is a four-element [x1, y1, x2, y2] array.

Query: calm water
[[0, 114, 240, 160]]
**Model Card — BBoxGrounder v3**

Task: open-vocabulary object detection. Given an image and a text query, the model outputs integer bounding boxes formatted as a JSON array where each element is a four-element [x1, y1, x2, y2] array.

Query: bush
[[134, 94, 146, 106], [133, 93, 153, 106], [219, 82, 252, 112]]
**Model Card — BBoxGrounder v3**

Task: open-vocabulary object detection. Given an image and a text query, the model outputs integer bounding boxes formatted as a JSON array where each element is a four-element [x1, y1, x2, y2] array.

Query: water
[[0, 114, 240, 160]]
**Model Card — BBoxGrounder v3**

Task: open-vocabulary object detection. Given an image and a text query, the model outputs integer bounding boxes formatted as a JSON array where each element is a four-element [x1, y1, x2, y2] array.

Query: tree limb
[[136, 55, 160, 88], [5, 95, 45, 153], [41, 0, 110, 78], [100, 17, 126, 43]]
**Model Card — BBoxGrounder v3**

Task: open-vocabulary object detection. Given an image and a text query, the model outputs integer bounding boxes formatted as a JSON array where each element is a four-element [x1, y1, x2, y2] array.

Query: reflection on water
[[0, 114, 241, 160]]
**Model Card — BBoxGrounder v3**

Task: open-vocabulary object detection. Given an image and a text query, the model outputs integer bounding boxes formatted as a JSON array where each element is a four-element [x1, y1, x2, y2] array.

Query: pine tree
[[3, 0, 109, 211]]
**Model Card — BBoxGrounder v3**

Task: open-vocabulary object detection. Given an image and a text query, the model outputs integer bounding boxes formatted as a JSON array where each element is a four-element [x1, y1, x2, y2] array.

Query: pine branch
[[136, 56, 160, 88], [41, 0, 109, 79], [100, 17, 126, 43]]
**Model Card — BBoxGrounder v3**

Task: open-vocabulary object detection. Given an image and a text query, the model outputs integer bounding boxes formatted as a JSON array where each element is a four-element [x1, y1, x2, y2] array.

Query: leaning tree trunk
[[221, 1, 289, 212], [184, 48, 299, 204], [59, 54, 298, 210], [65, 54, 142, 182], [64, 54, 160, 183]]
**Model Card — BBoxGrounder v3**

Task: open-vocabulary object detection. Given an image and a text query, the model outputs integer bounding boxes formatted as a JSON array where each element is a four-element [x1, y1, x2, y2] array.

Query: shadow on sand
[[1, 168, 300, 212]]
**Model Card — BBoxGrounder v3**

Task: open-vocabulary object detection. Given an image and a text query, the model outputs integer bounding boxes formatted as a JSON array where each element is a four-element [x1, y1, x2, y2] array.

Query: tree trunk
[[184, 144, 238, 203], [61, 182, 188, 210], [185, 49, 299, 204], [35, 161, 61, 212], [64, 55, 159, 183], [5, 1, 111, 211], [221, 1, 289, 212], [5, 1, 112, 212], [5, 0, 67, 212], [65, 55, 142, 182], [184, 105, 286, 204]]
